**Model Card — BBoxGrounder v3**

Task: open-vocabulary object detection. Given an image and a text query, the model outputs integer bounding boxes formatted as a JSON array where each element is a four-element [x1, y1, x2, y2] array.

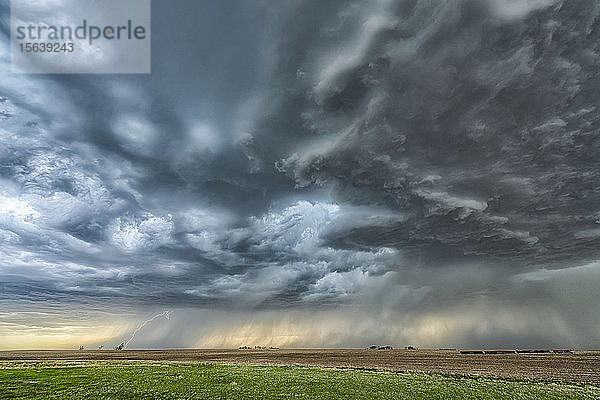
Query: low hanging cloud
[[249, 0, 600, 268]]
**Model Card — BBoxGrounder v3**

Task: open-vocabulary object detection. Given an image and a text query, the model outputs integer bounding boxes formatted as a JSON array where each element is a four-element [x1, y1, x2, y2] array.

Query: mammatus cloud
[[1, 0, 599, 349]]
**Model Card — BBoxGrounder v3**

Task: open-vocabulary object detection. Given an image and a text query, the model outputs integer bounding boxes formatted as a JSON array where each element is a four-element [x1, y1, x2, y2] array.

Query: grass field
[[1, 361, 599, 400], [3, 349, 600, 383]]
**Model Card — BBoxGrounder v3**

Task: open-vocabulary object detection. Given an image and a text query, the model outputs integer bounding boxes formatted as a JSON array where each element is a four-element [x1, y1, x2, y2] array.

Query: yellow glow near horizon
[[0, 318, 132, 350], [196, 311, 464, 349]]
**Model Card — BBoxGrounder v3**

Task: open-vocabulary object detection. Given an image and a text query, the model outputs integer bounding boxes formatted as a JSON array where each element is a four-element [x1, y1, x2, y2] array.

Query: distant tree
[[98, 345, 104, 350], [114, 342, 124, 351], [78, 345, 85, 350]]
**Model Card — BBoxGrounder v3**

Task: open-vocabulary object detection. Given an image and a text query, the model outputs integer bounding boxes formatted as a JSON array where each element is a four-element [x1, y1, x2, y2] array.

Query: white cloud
[[487, 0, 559, 21], [110, 215, 174, 252], [0, 195, 40, 223], [112, 115, 160, 157]]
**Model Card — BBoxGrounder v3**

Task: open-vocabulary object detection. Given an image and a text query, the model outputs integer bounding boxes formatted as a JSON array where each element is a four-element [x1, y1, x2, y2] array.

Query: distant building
[[484, 350, 516, 354], [366, 345, 394, 350], [516, 349, 551, 354]]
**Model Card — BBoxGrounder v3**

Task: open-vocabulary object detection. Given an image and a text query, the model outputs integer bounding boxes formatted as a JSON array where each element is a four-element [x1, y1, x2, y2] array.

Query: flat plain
[[1, 360, 600, 400], [1, 349, 599, 383]]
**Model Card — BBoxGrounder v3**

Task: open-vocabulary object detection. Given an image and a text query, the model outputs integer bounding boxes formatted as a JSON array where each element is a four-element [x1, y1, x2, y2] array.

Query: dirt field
[[1, 349, 599, 384]]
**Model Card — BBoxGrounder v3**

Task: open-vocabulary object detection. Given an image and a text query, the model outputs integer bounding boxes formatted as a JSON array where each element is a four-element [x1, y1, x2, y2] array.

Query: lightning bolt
[[124, 310, 172, 349]]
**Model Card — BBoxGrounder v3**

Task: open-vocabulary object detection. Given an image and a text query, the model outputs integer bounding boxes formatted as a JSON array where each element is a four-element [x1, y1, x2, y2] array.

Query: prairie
[[1, 360, 599, 400]]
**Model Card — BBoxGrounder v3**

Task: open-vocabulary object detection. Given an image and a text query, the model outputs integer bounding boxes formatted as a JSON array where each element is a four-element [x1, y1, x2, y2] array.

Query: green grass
[[0, 361, 598, 400]]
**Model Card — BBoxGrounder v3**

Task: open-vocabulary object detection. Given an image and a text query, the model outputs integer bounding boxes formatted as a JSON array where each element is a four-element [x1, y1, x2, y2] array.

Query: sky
[[1, 0, 599, 350]]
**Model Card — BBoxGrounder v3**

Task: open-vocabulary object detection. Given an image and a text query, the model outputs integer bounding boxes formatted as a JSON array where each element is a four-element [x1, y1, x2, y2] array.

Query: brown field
[[1, 349, 599, 384]]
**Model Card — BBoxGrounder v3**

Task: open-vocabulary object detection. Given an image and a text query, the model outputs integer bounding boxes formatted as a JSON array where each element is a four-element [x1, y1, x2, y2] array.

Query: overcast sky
[[1, 0, 600, 350]]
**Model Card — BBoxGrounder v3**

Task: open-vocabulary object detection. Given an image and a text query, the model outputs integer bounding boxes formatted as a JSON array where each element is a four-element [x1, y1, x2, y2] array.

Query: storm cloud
[[1, 0, 599, 350]]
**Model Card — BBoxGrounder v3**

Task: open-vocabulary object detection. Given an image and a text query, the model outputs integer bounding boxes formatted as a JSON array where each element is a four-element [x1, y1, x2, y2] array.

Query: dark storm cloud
[[0, 0, 394, 313], [250, 0, 600, 268], [1, 0, 600, 349]]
